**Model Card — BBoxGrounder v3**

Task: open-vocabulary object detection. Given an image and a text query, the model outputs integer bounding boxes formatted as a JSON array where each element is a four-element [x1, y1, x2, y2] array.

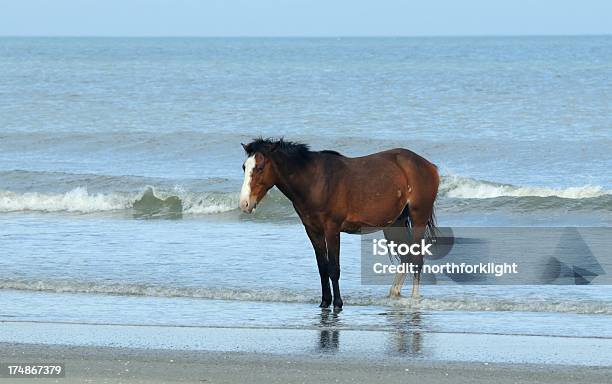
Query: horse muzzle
[[239, 199, 257, 213]]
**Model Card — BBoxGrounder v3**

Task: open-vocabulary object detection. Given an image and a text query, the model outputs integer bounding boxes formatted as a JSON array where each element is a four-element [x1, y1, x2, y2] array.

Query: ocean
[[0, 37, 611, 353]]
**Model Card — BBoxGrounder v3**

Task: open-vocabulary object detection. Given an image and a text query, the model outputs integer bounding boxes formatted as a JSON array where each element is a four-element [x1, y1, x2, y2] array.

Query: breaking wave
[[0, 187, 239, 216], [0, 187, 131, 213], [1, 278, 611, 315], [440, 175, 611, 199], [0, 173, 610, 216]]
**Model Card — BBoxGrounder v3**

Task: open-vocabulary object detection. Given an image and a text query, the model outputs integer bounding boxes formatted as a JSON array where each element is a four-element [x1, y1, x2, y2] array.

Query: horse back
[[317, 148, 438, 229]]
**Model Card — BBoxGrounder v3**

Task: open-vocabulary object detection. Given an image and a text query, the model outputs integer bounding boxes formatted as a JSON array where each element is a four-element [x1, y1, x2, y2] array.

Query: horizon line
[[1, 33, 610, 39]]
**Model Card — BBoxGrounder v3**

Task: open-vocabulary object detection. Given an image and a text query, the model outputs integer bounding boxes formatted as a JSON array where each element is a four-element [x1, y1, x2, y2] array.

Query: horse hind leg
[[390, 269, 408, 298], [407, 207, 432, 298], [385, 206, 411, 298]]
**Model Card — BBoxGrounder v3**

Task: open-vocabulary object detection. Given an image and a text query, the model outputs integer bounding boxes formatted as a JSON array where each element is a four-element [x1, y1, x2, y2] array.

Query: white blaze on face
[[239, 155, 256, 212]]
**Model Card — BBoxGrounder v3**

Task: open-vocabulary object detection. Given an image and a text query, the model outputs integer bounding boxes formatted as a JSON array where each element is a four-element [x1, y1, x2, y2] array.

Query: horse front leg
[[305, 227, 332, 308], [324, 229, 343, 310]]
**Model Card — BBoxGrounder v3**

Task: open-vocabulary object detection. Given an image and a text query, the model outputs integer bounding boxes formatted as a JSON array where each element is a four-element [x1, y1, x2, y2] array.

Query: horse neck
[[270, 153, 317, 207]]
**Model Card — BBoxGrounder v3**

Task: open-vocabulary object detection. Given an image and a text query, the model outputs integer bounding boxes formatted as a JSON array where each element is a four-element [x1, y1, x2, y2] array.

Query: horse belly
[[345, 185, 407, 229]]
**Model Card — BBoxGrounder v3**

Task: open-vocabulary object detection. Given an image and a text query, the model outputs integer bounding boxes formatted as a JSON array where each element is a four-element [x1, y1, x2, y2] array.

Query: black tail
[[424, 207, 438, 244], [404, 205, 437, 243]]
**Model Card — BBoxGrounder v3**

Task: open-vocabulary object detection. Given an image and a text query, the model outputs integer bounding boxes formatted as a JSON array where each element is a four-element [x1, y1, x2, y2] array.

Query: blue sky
[[1, 0, 610, 37]]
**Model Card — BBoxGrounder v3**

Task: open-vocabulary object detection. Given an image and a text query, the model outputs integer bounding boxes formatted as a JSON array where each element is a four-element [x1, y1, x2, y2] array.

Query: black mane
[[320, 149, 342, 156], [243, 138, 342, 166]]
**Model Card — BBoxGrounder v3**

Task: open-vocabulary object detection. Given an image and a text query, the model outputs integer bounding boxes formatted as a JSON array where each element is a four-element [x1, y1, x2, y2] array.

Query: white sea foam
[[1, 279, 611, 315], [181, 193, 239, 215], [350, 296, 612, 315], [440, 175, 611, 199], [0, 187, 131, 213], [0, 187, 239, 215]]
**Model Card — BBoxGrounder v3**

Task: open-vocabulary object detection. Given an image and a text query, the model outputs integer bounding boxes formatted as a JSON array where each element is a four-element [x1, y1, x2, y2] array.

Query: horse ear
[[241, 143, 247, 152]]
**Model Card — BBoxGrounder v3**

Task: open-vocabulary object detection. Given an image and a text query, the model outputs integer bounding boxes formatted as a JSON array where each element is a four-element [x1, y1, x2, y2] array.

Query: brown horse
[[239, 138, 439, 309]]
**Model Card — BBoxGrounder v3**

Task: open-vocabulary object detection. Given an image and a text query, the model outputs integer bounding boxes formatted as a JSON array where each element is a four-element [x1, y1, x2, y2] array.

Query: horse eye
[[256, 167, 264, 173]]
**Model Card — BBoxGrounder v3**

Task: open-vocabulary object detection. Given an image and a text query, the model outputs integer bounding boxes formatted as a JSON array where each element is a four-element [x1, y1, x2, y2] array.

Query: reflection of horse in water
[[239, 138, 439, 309], [386, 311, 424, 356], [313, 310, 424, 355], [317, 310, 340, 353]]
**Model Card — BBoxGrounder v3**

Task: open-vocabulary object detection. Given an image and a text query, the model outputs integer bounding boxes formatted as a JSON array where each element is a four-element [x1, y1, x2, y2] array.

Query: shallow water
[[0, 37, 611, 346]]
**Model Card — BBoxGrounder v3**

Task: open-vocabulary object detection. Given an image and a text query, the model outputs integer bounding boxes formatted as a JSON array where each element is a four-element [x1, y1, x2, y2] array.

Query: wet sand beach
[[2, 313, 612, 384], [2, 342, 611, 384]]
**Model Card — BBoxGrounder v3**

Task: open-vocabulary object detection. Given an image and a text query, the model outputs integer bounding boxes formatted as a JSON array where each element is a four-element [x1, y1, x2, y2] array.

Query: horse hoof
[[319, 300, 331, 308], [333, 299, 343, 309]]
